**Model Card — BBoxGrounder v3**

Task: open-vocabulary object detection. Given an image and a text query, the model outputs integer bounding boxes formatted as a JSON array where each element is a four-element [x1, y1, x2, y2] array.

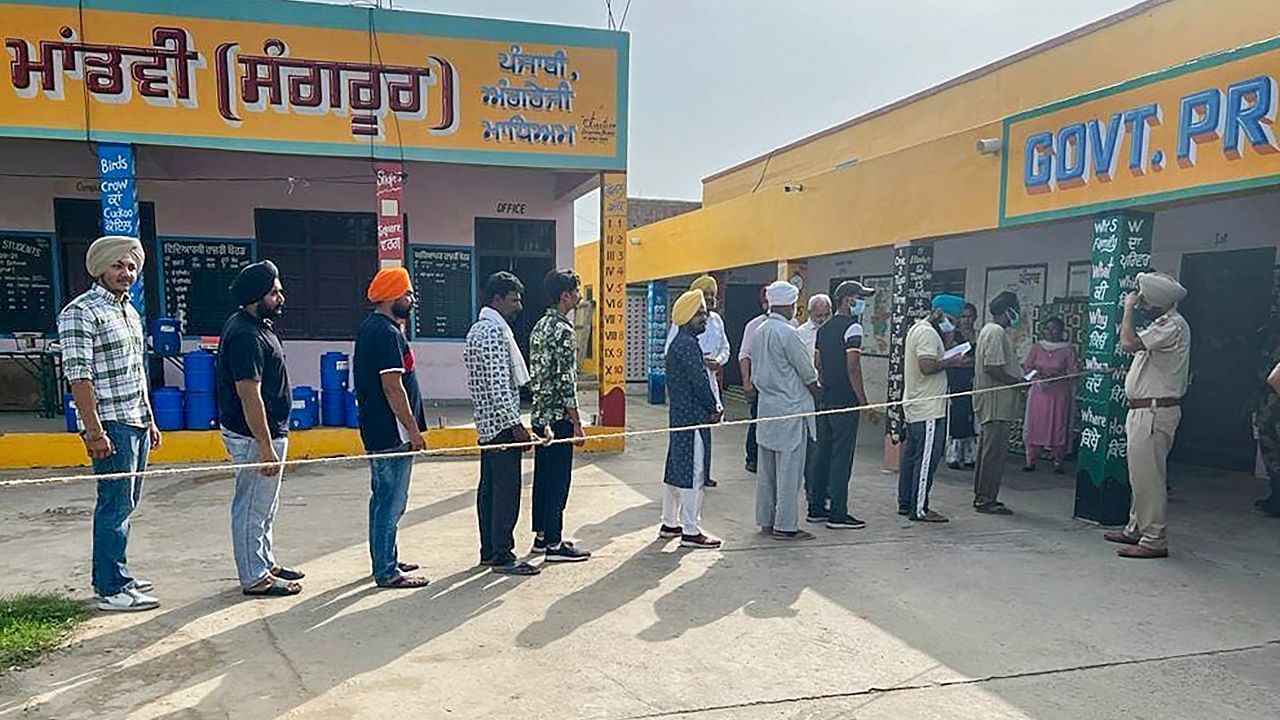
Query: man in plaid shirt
[[464, 271, 538, 576], [58, 236, 162, 612]]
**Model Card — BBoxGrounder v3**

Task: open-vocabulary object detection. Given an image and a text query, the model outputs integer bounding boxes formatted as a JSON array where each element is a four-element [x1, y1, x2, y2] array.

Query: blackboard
[[0, 233, 57, 334], [409, 245, 474, 339], [159, 238, 255, 336]]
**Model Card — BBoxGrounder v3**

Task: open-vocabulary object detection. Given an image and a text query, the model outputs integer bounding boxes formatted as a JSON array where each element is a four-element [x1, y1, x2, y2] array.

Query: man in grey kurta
[[753, 281, 821, 541]]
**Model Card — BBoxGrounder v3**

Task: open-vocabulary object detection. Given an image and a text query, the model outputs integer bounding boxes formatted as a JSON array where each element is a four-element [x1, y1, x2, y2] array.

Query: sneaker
[[544, 542, 591, 563], [132, 579, 154, 593], [975, 503, 1014, 515], [805, 512, 829, 524], [531, 537, 548, 554], [97, 587, 159, 612], [680, 533, 722, 549], [703, 478, 718, 488], [910, 510, 950, 523], [493, 561, 541, 576], [771, 529, 816, 541], [897, 508, 909, 516], [826, 517, 866, 530], [745, 461, 757, 474], [658, 524, 683, 539]]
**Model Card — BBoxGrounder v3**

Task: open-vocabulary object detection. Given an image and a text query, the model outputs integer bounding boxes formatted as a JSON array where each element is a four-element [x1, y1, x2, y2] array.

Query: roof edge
[[700, 0, 1171, 185]]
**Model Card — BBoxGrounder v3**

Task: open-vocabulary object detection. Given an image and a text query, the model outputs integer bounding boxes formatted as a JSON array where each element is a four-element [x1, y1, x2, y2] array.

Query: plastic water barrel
[[151, 317, 181, 357], [344, 390, 360, 429], [321, 389, 345, 427], [184, 349, 216, 394], [290, 386, 318, 430], [153, 387, 185, 431], [320, 351, 350, 391], [184, 391, 217, 430], [63, 392, 80, 433]]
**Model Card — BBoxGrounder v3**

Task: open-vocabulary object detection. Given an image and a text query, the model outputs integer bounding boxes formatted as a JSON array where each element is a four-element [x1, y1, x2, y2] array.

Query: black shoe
[[704, 478, 718, 488], [745, 461, 757, 474], [947, 462, 962, 470], [897, 508, 909, 516], [531, 537, 548, 554], [544, 541, 591, 563], [826, 516, 866, 530], [975, 502, 1013, 515], [493, 561, 541, 576], [805, 512, 829, 524], [658, 524, 683, 539]]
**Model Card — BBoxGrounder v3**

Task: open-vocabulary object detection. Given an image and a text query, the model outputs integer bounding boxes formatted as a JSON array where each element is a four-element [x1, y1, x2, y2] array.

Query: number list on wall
[[410, 245, 474, 339], [0, 234, 56, 334], [160, 239, 255, 336]]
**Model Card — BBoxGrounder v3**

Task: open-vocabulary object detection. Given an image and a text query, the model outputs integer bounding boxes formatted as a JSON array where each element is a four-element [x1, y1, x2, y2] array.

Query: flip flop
[[243, 576, 302, 597], [271, 566, 305, 581], [377, 574, 429, 589], [397, 562, 420, 572]]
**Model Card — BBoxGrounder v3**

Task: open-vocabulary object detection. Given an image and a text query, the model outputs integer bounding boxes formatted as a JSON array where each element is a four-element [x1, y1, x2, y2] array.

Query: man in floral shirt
[[528, 269, 590, 562]]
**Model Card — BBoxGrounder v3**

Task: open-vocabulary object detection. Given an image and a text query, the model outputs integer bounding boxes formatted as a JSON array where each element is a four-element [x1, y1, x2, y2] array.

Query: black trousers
[[897, 418, 946, 518], [814, 408, 860, 521], [745, 395, 759, 465], [478, 428, 523, 564], [532, 419, 575, 546]]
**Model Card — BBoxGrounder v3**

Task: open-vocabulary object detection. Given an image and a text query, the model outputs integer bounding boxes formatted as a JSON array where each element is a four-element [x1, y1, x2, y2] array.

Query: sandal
[[397, 562, 420, 573], [243, 575, 302, 597], [377, 574, 430, 589], [271, 565, 306, 581]]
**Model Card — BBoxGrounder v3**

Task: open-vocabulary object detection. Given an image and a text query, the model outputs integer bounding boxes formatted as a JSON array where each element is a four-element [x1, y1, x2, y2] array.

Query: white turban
[[765, 280, 799, 307], [86, 235, 144, 278], [1137, 272, 1186, 309]]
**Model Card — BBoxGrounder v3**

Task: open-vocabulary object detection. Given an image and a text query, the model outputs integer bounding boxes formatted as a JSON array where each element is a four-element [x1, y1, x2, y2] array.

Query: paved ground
[[2, 397, 1279, 719]]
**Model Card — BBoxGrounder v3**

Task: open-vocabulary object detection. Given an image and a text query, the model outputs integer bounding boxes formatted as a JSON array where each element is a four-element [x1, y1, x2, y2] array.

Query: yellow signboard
[[1001, 36, 1280, 225], [0, 0, 627, 170]]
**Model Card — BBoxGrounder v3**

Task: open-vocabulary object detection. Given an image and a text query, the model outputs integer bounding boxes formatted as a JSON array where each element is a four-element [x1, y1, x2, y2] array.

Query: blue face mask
[[851, 299, 867, 317], [938, 317, 956, 333]]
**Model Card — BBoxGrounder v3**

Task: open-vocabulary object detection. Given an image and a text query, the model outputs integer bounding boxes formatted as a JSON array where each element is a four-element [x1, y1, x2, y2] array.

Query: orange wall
[[703, 0, 1280, 204]]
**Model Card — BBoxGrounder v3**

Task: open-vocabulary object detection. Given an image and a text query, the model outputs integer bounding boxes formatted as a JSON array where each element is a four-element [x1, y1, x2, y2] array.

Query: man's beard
[[259, 303, 284, 320], [392, 303, 413, 320]]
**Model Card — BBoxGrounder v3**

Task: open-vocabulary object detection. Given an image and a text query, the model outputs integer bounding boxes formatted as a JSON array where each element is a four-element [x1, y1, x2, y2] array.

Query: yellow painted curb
[[0, 425, 626, 470]]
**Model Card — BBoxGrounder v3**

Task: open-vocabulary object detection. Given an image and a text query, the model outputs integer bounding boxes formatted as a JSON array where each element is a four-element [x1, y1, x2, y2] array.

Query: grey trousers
[[757, 443, 807, 532], [974, 420, 1011, 508]]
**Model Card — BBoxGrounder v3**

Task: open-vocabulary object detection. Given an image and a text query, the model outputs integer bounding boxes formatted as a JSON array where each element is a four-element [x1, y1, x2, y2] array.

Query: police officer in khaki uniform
[[1104, 272, 1190, 559]]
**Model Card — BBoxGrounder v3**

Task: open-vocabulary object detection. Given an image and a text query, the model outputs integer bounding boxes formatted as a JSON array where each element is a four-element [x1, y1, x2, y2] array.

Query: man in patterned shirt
[[464, 271, 539, 576], [529, 269, 590, 562], [57, 236, 162, 612]]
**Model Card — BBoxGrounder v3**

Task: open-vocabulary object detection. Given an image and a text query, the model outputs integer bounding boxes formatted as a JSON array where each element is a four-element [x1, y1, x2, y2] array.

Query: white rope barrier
[[0, 373, 1091, 489]]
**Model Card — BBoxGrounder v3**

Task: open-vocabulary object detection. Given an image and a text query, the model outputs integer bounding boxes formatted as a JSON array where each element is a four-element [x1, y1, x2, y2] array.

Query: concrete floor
[[1, 398, 1279, 719]]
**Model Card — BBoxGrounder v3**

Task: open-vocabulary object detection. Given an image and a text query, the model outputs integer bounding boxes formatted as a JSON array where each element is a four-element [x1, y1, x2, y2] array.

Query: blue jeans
[[222, 430, 289, 588], [369, 444, 413, 584], [91, 421, 150, 597]]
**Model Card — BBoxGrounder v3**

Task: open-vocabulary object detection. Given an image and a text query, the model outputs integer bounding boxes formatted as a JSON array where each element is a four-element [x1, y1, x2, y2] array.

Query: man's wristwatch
[[83, 430, 106, 442]]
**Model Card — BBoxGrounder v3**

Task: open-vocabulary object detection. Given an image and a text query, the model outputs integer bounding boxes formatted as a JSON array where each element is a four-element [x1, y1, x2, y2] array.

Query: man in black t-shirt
[[216, 260, 305, 597], [354, 267, 429, 589], [810, 280, 876, 530]]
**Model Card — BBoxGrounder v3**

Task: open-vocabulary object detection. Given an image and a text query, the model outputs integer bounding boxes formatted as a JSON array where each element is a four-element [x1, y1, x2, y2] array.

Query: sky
[[315, 0, 1145, 241]]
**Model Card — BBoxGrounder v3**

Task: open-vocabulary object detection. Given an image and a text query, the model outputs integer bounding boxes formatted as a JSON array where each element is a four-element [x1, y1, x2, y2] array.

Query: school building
[[0, 0, 628, 467], [579, 0, 1280, 511]]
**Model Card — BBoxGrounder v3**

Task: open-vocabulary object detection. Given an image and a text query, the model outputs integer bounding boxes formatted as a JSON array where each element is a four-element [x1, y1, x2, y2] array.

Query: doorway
[[55, 197, 158, 319], [474, 218, 556, 364], [721, 283, 763, 387], [1174, 246, 1276, 471]]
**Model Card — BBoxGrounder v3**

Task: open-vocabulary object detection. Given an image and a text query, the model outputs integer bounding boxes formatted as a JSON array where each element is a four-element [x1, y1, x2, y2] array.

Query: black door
[[722, 283, 763, 388], [474, 218, 556, 364], [1173, 246, 1276, 471], [55, 197, 159, 320]]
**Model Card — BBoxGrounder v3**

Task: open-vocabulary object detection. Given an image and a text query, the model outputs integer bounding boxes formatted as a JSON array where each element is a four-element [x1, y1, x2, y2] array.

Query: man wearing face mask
[[810, 280, 876, 528], [355, 267, 430, 587], [218, 260, 305, 596], [972, 290, 1024, 515], [1103, 272, 1190, 559]]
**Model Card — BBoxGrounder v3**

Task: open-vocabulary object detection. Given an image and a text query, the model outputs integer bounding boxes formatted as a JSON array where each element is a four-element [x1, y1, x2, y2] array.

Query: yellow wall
[[702, 0, 1280, 205], [575, 242, 600, 376]]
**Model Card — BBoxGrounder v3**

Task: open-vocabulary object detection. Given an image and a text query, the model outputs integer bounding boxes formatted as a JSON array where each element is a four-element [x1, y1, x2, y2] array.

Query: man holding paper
[[972, 291, 1024, 515]]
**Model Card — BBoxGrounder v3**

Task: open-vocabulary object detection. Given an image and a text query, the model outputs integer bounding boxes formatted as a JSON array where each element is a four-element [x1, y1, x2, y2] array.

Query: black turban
[[231, 260, 280, 306]]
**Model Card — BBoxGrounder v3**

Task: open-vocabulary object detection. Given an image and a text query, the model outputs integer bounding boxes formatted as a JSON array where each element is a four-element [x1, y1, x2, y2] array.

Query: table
[[0, 349, 63, 418]]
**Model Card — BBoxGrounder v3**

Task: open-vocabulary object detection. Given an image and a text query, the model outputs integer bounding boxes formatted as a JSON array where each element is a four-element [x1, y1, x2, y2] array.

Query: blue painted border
[[154, 235, 256, 337], [0, 230, 60, 337], [0, 0, 629, 171], [999, 33, 1280, 227], [406, 243, 474, 343]]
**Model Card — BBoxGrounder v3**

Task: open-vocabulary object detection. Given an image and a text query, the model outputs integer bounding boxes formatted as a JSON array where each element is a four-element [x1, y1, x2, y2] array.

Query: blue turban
[[931, 294, 966, 317]]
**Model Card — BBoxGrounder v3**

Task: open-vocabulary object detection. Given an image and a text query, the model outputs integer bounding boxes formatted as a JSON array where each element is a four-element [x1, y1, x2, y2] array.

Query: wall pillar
[[884, 243, 934, 470], [646, 279, 668, 404], [98, 142, 143, 316], [1075, 210, 1153, 524], [777, 259, 809, 322], [598, 172, 628, 427], [375, 162, 406, 269]]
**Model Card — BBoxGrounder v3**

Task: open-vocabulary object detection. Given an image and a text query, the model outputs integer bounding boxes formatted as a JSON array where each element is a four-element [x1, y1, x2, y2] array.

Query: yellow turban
[[671, 289, 706, 326], [690, 275, 717, 296]]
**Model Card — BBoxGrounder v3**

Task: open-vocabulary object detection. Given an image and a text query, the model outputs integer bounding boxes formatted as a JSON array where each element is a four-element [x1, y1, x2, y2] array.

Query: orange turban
[[367, 267, 412, 303]]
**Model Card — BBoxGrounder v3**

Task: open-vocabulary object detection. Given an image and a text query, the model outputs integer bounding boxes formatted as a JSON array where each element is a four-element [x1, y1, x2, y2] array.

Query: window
[[254, 209, 380, 340], [930, 268, 966, 298]]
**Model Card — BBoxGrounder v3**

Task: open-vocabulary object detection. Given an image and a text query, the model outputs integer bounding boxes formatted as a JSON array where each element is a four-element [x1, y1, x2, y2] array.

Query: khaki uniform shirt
[[973, 322, 1023, 424], [1125, 310, 1191, 400]]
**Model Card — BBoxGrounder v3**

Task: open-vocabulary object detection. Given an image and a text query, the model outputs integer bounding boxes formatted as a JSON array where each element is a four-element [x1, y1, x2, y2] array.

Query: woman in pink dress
[[1022, 317, 1077, 474]]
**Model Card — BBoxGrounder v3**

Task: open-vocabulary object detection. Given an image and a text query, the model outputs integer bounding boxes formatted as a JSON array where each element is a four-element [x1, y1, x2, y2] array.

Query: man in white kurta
[[666, 275, 731, 486], [753, 281, 820, 541]]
